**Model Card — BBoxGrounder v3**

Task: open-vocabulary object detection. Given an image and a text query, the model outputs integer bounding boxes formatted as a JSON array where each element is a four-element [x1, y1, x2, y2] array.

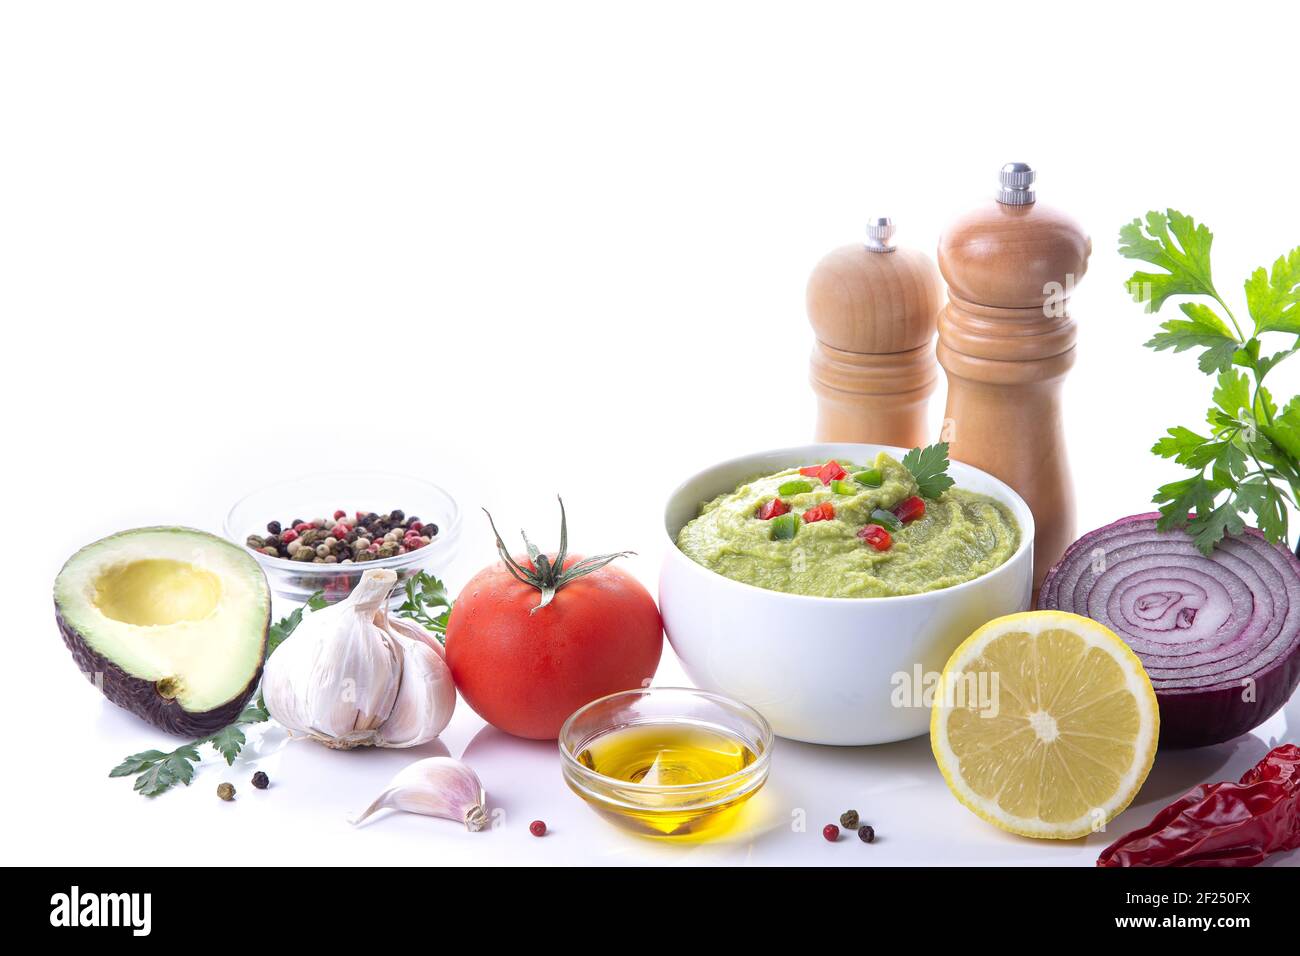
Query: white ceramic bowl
[[660, 443, 1034, 746]]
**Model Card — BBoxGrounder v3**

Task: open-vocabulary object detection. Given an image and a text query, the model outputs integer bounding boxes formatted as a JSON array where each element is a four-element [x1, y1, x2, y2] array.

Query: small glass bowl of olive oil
[[559, 687, 772, 840]]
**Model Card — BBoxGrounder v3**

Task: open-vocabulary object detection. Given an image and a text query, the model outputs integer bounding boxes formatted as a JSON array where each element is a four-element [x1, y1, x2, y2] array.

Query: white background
[[4, 1, 1298, 866]]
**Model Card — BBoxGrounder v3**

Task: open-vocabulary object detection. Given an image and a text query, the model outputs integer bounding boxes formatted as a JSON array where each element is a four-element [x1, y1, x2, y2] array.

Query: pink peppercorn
[[281, 529, 299, 543], [409, 521, 424, 532], [331, 524, 349, 538], [333, 509, 346, 520], [822, 824, 839, 842], [529, 820, 547, 837]]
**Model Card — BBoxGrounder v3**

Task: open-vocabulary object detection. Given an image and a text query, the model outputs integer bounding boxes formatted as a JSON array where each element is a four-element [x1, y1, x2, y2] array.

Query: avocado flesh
[[54, 527, 271, 736]]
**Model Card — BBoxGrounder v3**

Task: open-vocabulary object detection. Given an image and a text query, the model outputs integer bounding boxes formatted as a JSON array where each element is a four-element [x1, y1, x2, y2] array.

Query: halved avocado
[[54, 527, 271, 737]]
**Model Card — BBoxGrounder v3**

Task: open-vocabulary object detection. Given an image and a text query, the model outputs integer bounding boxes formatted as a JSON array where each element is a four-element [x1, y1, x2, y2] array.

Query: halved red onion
[[1039, 513, 1300, 748]]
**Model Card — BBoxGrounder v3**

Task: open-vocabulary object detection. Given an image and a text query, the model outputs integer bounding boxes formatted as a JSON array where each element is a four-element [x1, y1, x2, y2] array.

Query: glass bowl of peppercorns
[[224, 471, 461, 607]]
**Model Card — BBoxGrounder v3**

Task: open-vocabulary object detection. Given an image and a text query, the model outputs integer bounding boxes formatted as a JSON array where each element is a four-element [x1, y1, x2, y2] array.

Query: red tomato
[[757, 497, 790, 520], [446, 553, 663, 740]]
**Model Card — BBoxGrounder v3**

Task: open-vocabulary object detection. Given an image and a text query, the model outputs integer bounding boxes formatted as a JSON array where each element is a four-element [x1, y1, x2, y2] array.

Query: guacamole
[[675, 452, 1019, 598]]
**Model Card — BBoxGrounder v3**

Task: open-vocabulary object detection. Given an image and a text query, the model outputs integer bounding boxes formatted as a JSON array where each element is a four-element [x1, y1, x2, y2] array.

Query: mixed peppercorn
[[824, 809, 876, 846], [756, 460, 926, 551], [246, 509, 439, 564]]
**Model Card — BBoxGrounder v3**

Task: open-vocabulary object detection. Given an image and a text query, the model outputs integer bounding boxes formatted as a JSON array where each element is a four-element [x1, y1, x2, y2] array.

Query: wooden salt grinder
[[806, 218, 943, 448], [936, 164, 1091, 591]]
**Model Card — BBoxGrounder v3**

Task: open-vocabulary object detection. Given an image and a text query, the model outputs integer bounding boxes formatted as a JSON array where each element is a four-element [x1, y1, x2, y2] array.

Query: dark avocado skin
[[55, 603, 270, 738]]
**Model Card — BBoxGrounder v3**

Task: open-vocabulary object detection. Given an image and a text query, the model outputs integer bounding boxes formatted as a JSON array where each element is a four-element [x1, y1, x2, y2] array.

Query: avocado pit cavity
[[93, 559, 222, 627]]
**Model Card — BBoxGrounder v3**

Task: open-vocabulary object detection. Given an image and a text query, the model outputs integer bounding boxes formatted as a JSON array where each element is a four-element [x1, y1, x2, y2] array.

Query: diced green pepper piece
[[778, 479, 815, 496], [770, 512, 801, 540], [830, 479, 858, 495], [871, 508, 902, 531], [854, 468, 883, 487]]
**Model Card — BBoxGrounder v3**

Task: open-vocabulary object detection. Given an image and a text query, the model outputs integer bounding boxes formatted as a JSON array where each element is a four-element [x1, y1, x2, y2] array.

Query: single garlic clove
[[352, 756, 488, 831], [376, 633, 457, 748]]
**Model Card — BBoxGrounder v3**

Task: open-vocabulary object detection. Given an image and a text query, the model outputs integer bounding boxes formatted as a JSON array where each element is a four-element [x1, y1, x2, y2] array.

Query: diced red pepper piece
[[798, 465, 823, 479], [803, 502, 835, 523], [757, 498, 790, 520], [816, 460, 848, 484], [858, 524, 892, 551], [893, 495, 926, 524]]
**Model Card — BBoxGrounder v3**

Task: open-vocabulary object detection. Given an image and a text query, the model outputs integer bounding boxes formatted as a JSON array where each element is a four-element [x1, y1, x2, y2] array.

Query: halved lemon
[[930, 610, 1159, 840]]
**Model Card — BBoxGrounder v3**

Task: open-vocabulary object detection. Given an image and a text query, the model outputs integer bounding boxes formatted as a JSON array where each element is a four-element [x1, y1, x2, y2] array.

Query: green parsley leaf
[[1186, 498, 1246, 553], [1210, 440, 1247, 487], [133, 746, 201, 797], [1254, 345, 1299, 379], [109, 750, 168, 778], [1245, 246, 1300, 335], [1151, 426, 1214, 466], [237, 699, 269, 724], [901, 442, 955, 499], [1212, 369, 1252, 419], [266, 590, 326, 658], [1234, 477, 1289, 544], [1261, 397, 1300, 461], [1144, 302, 1239, 373], [1152, 474, 1222, 533], [1119, 210, 1217, 312], [209, 724, 247, 766], [396, 572, 454, 639]]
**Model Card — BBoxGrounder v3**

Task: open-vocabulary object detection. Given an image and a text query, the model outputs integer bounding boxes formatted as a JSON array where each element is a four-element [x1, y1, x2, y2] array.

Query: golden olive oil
[[572, 722, 763, 839]]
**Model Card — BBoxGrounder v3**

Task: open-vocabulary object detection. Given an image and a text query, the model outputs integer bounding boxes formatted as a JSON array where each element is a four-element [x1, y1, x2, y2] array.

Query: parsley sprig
[[1121, 210, 1300, 553], [395, 571, 452, 640], [109, 592, 326, 797], [902, 442, 955, 499]]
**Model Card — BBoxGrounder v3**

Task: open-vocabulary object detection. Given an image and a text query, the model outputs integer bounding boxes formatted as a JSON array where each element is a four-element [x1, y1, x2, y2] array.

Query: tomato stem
[[482, 497, 635, 612]]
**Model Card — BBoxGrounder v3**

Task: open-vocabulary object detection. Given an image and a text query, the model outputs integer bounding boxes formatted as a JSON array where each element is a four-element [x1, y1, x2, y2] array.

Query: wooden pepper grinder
[[936, 164, 1091, 591], [806, 218, 943, 447]]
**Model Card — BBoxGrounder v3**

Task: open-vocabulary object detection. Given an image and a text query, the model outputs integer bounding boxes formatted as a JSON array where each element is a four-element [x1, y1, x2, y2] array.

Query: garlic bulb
[[352, 756, 488, 831], [262, 568, 455, 749]]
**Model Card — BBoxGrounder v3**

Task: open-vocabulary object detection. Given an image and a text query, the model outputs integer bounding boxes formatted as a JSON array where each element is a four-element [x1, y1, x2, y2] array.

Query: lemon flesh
[[930, 610, 1159, 840]]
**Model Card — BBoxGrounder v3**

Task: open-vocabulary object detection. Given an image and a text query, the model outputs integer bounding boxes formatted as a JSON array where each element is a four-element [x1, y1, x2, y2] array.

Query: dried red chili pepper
[[1096, 743, 1300, 867]]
